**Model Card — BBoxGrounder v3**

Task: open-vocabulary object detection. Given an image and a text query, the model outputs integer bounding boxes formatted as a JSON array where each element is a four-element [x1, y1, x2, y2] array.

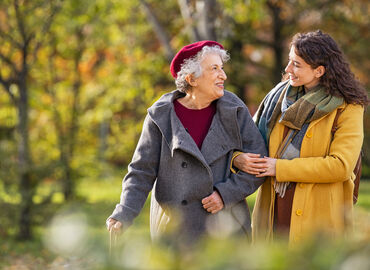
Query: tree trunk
[[177, 0, 201, 42], [141, 0, 174, 61], [61, 150, 73, 200], [197, 0, 218, 41], [178, 0, 219, 41], [267, 0, 285, 84], [62, 59, 81, 200], [98, 121, 109, 160], [17, 77, 33, 240]]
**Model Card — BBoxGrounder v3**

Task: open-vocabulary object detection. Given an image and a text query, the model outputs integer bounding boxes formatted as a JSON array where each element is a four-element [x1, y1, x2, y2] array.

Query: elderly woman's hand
[[234, 153, 268, 175], [107, 218, 123, 233], [202, 191, 224, 214]]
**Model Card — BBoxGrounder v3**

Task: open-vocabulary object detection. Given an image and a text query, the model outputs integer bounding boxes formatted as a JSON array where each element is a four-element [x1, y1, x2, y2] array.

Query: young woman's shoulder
[[340, 102, 365, 114]]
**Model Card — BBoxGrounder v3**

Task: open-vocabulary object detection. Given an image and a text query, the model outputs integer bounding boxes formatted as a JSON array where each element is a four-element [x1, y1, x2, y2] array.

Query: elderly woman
[[107, 41, 267, 245]]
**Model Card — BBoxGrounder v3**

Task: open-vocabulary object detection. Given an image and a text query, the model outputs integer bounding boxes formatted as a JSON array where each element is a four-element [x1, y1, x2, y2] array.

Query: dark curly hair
[[290, 30, 368, 106]]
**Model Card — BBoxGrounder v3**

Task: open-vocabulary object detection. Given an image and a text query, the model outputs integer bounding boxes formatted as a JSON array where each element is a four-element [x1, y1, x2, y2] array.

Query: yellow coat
[[252, 103, 364, 244]]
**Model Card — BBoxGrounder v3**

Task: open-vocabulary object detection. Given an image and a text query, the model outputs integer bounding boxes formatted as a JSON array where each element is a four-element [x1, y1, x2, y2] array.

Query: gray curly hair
[[175, 46, 230, 93]]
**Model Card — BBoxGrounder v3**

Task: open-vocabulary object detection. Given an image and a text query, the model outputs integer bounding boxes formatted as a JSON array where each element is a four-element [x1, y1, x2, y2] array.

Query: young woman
[[232, 30, 368, 244]]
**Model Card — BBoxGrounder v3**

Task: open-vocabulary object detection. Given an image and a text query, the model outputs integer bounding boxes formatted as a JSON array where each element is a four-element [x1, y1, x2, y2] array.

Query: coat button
[[181, 161, 187, 168], [296, 209, 303, 216], [306, 132, 312, 138], [299, 183, 305, 188], [181, 200, 188, 205]]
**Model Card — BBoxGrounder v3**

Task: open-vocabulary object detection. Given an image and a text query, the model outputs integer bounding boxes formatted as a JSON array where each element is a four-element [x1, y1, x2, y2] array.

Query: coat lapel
[[201, 95, 241, 165], [148, 90, 208, 166], [148, 90, 242, 167], [201, 113, 239, 165], [169, 110, 207, 165]]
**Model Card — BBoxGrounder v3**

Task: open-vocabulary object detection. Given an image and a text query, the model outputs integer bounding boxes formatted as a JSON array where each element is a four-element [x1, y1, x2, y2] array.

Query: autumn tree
[[0, 0, 61, 239], [42, 0, 113, 200]]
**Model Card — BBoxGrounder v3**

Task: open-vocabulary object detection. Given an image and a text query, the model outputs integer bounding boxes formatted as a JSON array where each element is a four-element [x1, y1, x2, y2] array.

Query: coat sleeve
[[215, 106, 268, 208], [276, 104, 364, 183], [108, 114, 161, 227]]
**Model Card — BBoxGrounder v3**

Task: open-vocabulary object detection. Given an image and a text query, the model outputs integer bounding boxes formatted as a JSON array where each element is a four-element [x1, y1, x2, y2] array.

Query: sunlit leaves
[[1, 0, 369, 219]]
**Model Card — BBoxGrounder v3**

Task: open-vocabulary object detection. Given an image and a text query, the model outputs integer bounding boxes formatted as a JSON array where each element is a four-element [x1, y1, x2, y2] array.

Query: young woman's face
[[285, 46, 323, 90]]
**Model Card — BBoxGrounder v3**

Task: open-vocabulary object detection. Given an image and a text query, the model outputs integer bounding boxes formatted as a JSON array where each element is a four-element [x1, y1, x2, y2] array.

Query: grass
[[357, 180, 370, 209], [0, 176, 369, 269]]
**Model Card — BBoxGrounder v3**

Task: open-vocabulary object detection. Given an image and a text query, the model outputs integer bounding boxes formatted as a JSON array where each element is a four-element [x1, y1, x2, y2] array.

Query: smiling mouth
[[216, 83, 224, 88]]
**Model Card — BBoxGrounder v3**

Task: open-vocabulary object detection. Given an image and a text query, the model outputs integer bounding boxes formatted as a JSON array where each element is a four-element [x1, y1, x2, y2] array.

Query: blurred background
[[0, 0, 369, 269]]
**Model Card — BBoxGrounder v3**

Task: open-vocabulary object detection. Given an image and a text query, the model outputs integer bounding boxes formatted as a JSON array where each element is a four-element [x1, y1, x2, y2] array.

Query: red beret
[[170, 40, 224, 78]]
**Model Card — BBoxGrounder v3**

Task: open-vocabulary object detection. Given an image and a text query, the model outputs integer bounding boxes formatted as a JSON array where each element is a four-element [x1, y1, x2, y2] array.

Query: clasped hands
[[234, 153, 276, 177], [107, 191, 224, 233]]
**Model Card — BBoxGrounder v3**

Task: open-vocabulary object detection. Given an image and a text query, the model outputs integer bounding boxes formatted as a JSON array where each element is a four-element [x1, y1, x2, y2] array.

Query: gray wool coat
[[109, 90, 267, 243]]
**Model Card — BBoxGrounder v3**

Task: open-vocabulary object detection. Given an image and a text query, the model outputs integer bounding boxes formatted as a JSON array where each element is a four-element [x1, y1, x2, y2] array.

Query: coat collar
[[147, 90, 243, 165], [306, 101, 346, 133]]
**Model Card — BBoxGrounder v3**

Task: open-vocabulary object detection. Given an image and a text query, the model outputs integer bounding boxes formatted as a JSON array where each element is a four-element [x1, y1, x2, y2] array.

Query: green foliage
[[357, 179, 370, 209], [1, 176, 370, 269], [1, 0, 369, 246]]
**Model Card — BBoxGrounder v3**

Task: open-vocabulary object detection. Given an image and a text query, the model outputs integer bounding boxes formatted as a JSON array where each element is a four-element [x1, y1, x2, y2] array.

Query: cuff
[[107, 204, 137, 228], [230, 151, 243, 174]]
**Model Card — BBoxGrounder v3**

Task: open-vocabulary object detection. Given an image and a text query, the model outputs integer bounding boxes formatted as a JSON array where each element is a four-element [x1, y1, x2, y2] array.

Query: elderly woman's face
[[193, 53, 227, 100]]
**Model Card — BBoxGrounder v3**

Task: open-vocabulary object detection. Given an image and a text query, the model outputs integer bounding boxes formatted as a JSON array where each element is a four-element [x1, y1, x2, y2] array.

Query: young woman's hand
[[234, 153, 268, 175], [256, 157, 277, 177]]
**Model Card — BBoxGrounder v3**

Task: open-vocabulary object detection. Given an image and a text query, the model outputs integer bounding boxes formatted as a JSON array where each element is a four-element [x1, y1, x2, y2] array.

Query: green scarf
[[279, 83, 344, 129], [255, 81, 344, 145]]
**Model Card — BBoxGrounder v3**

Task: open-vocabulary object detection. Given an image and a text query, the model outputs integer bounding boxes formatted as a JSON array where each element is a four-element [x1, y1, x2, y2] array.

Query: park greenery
[[0, 0, 369, 269], [1, 177, 370, 269]]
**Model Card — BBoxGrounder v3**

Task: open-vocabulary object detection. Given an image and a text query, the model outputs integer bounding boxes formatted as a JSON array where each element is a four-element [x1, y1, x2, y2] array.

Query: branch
[[0, 73, 17, 104], [0, 52, 19, 73], [13, 0, 28, 45], [0, 2, 23, 48], [32, 0, 62, 61], [140, 0, 175, 62], [0, 29, 23, 49], [13, 0, 32, 75]]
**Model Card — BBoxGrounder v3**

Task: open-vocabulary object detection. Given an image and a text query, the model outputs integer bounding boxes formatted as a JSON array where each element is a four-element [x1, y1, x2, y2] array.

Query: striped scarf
[[254, 81, 343, 197]]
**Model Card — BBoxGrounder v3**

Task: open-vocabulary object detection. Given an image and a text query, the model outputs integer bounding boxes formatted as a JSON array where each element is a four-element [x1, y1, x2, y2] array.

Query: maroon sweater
[[174, 99, 216, 149]]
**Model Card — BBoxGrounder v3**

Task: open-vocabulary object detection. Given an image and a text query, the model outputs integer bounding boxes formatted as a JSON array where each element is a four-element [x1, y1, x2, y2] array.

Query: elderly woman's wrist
[[230, 151, 243, 173]]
